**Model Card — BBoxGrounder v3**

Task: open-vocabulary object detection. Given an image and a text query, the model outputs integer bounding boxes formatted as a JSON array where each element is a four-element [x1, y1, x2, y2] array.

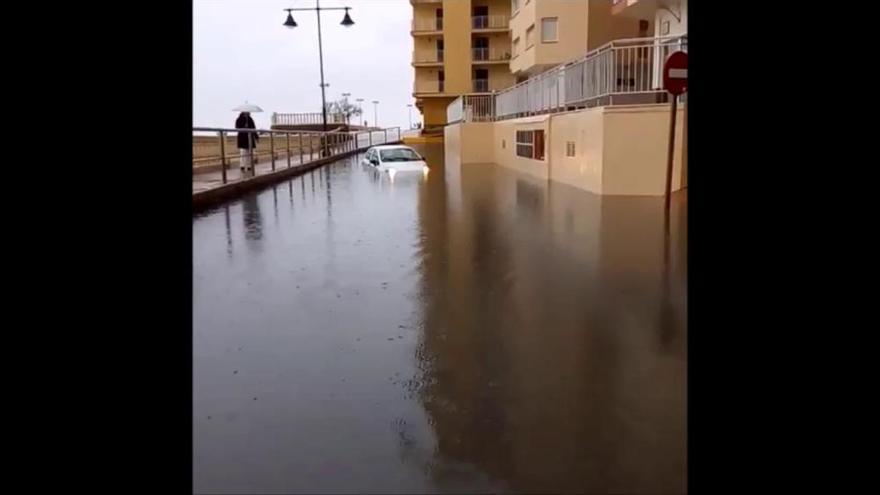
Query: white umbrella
[[232, 102, 263, 112]]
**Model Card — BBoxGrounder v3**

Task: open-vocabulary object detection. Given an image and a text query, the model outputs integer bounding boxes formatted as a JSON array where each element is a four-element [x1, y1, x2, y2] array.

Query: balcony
[[414, 80, 445, 95], [472, 14, 509, 31], [472, 47, 511, 64], [612, 0, 660, 18], [413, 50, 444, 66], [473, 79, 489, 93], [412, 17, 443, 34]]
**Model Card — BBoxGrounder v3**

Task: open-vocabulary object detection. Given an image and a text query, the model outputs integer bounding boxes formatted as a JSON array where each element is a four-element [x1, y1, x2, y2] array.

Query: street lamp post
[[284, 1, 354, 156], [407, 104, 413, 130], [372, 100, 379, 129]]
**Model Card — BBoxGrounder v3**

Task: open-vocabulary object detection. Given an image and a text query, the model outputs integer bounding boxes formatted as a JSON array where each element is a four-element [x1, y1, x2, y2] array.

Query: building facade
[[411, 0, 516, 132], [443, 0, 688, 196]]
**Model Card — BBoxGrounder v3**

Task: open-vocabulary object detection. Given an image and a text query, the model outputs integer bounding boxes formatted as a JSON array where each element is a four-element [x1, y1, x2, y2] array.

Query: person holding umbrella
[[233, 102, 262, 178]]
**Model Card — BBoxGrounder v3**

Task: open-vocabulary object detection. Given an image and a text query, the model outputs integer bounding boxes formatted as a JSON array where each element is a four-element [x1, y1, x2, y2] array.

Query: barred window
[[516, 130, 545, 160]]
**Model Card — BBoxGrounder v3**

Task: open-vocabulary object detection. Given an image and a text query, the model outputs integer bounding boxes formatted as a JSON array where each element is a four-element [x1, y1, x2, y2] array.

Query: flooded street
[[193, 144, 687, 494]]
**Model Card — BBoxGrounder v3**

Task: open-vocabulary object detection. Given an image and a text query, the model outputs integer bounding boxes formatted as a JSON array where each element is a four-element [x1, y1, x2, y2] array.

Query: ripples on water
[[193, 144, 687, 494]]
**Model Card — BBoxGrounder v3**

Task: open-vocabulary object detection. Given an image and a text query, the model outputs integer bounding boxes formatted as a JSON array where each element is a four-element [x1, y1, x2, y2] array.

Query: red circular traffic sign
[[663, 51, 688, 95]]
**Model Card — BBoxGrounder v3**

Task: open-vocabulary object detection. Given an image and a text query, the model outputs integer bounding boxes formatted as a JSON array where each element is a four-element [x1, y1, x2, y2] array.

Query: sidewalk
[[193, 149, 331, 193]]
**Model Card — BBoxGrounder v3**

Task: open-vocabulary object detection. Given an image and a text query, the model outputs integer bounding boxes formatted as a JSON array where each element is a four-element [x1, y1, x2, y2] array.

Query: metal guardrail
[[473, 47, 510, 62], [496, 34, 687, 119], [447, 95, 495, 124], [272, 112, 347, 126], [448, 34, 687, 122], [472, 15, 508, 30], [473, 79, 489, 93], [193, 126, 401, 186]]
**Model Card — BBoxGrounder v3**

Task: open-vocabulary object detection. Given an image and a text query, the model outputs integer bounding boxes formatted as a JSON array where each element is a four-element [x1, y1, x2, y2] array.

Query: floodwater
[[193, 144, 687, 494]]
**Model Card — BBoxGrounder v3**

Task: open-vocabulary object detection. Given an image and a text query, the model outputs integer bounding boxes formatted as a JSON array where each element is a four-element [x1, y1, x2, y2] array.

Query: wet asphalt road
[[193, 144, 687, 494]]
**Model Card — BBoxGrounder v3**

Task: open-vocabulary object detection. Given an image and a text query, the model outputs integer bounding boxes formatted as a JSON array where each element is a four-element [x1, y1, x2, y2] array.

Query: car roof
[[371, 145, 415, 151]]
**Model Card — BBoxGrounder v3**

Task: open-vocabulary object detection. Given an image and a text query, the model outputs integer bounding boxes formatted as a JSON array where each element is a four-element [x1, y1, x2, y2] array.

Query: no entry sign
[[663, 51, 688, 95]]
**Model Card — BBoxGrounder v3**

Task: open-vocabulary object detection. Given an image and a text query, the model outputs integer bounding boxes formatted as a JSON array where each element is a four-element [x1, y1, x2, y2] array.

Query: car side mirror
[[370, 158, 379, 165]]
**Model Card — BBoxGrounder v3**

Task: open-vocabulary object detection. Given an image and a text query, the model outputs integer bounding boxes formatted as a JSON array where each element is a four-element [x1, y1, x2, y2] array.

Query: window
[[541, 17, 558, 42], [513, 37, 521, 56], [511, 0, 520, 14], [502, 139, 506, 149], [516, 130, 545, 160], [566, 141, 575, 157], [380, 148, 421, 162], [526, 24, 535, 48]]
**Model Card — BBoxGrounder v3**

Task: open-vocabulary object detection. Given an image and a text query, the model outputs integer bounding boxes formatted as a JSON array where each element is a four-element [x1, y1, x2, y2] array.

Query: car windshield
[[379, 148, 421, 162]]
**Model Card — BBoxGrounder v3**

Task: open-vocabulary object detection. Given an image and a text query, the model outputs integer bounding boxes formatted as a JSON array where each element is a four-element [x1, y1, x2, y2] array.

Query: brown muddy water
[[193, 144, 687, 494]]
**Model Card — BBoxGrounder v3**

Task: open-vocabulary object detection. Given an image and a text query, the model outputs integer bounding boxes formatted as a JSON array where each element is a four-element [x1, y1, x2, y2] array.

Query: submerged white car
[[362, 145, 429, 177]]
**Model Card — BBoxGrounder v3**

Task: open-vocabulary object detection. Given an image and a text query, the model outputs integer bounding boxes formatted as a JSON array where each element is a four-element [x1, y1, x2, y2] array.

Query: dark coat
[[235, 114, 259, 150]]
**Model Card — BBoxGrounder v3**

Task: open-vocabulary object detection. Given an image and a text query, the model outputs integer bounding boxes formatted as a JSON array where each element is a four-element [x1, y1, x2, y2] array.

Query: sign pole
[[661, 50, 687, 214], [665, 95, 678, 214]]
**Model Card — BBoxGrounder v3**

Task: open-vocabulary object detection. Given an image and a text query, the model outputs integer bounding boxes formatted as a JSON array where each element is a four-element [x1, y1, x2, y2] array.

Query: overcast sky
[[194, 0, 417, 130]]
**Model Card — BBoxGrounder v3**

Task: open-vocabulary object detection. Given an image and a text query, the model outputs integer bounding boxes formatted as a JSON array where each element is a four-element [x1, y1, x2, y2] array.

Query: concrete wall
[[655, 0, 687, 38], [421, 97, 456, 128], [547, 109, 604, 194], [442, 0, 473, 95], [601, 104, 684, 195], [491, 116, 550, 181], [588, 0, 648, 49], [533, 0, 589, 69], [446, 103, 687, 196], [446, 121, 496, 165]]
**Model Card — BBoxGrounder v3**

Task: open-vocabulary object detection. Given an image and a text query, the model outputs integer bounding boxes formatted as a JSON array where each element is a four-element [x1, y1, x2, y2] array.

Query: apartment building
[[510, 0, 647, 80], [411, 0, 516, 131], [444, 0, 688, 196]]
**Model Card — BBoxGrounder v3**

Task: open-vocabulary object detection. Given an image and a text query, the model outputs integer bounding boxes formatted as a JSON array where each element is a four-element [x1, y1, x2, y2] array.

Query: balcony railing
[[447, 34, 687, 122], [472, 14, 509, 30], [413, 49, 444, 64], [414, 80, 445, 93], [412, 17, 443, 32], [447, 95, 495, 124], [472, 47, 511, 62], [272, 112, 347, 126]]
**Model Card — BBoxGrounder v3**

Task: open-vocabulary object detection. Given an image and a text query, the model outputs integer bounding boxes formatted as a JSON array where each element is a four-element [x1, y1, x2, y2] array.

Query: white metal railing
[[447, 94, 495, 124], [472, 14, 509, 30], [493, 34, 687, 120], [412, 17, 443, 32], [413, 49, 443, 63], [472, 46, 511, 62], [192, 126, 402, 186], [272, 112, 347, 126]]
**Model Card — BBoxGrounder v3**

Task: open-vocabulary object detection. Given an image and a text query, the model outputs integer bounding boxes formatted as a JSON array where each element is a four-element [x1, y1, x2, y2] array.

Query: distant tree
[[324, 96, 362, 125]]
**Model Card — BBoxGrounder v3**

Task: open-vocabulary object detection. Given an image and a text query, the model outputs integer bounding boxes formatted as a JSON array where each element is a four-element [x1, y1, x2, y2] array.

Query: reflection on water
[[193, 145, 687, 494]]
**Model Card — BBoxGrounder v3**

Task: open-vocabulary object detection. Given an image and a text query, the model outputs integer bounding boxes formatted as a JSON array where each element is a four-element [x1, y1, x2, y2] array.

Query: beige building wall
[[654, 0, 687, 38], [421, 97, 456, 128], [491, 116, 551, 181], [445, 103, 686, 196], [441, 0, 473, 95], [547, 109, 604, 194], [510, 0, 648, 78], [600, 104, 684, 195]]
